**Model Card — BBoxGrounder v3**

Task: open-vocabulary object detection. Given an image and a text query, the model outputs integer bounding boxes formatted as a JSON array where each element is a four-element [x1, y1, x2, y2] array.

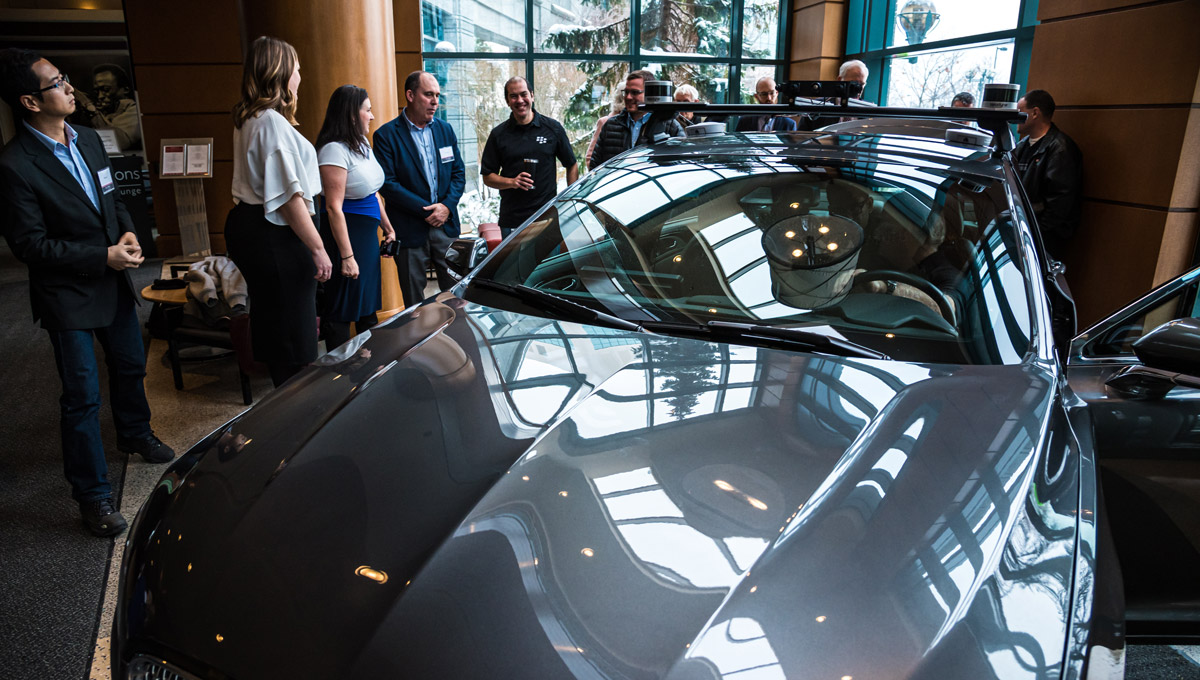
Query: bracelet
[[342, 254, 354, 260]]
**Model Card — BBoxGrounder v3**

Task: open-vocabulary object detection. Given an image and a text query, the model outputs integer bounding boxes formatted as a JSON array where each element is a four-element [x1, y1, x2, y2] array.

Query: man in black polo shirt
[[481, 77, 579, 237]]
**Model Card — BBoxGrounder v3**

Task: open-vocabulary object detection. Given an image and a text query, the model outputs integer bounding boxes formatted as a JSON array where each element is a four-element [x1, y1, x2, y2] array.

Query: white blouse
[[317, 141, 385, 200], [232, 109, 321, 226]]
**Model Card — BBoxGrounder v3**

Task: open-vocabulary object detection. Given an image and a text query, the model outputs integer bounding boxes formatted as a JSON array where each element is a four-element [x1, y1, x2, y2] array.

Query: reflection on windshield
[[472, 152, 1032, 365]]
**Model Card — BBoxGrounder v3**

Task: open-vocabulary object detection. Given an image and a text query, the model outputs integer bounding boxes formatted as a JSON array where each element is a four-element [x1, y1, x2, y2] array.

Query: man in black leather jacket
[[590, 70, 685, 168], [1014, 89, 1083, 261]]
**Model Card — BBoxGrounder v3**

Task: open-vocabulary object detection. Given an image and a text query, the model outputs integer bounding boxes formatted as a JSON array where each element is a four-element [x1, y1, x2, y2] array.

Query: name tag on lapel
[[438, 146, 454, 163], [97, 168, 115, 194]]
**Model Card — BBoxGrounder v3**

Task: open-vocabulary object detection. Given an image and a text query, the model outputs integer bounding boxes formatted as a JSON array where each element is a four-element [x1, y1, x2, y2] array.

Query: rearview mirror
[[445, 237, 489, 280]]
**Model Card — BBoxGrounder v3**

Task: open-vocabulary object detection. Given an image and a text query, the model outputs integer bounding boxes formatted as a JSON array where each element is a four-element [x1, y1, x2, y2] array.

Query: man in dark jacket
[[590, 70, 686, 168], [375, 71, 466, 308], [0, 48, 173, 537], [1014, 89, 1083, 261]]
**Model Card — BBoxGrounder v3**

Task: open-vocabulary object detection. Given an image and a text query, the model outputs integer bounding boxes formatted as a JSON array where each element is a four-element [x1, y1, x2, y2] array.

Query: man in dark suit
[[735, 76, 798, 133], [374, 71, 466, 308], [0, 49, 173, 537]]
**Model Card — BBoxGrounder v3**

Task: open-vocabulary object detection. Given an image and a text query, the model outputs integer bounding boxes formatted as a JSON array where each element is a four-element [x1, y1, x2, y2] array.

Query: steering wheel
[[853, 269, 956, 325]]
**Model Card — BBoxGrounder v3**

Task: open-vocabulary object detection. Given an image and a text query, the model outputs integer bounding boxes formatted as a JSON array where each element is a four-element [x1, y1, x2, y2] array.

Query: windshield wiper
[[469, 279, 643, 332], [641, 320, 889, 360]]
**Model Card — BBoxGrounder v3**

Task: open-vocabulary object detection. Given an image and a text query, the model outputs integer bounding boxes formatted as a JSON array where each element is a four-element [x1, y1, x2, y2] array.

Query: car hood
[[120, 295, 1080, 679]]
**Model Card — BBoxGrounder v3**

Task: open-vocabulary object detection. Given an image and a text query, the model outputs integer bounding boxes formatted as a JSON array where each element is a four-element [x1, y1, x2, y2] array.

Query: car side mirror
[[1132, 317, 1200, 374], [1105, 317, 1200, 399], [445, 237, 489, 280]]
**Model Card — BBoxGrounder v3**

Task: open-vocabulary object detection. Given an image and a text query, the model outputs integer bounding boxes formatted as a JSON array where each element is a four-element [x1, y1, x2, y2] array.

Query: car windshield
[[466, 148, 1033, 365]]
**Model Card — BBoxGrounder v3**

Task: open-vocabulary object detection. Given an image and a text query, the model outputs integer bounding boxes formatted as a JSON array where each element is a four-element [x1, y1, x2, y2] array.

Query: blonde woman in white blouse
[[226, 36, 330, 387], [315, 84, 395, 350]]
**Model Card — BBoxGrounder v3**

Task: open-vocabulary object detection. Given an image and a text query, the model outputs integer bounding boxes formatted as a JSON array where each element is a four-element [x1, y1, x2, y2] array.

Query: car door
[[1066, 266, 1200, 641]]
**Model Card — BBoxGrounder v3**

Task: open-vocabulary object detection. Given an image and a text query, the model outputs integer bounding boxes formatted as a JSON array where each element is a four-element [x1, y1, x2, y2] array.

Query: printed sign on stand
[[159, 138, 214, 257]]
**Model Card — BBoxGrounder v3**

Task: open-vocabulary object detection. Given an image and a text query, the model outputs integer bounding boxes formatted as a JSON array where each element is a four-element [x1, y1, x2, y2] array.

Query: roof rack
[[641, 101, 1026, 153]]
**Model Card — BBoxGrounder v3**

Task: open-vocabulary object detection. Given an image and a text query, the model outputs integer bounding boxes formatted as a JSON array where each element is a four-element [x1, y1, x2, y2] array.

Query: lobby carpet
[[0, 248, 153, 680]]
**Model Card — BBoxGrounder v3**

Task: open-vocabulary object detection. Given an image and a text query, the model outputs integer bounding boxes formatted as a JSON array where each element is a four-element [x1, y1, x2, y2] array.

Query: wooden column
[[788, 0, 847, 80], [1029, 0, 1200, 326], [241, 0, 404, 319], [394, 0, 424, 116]]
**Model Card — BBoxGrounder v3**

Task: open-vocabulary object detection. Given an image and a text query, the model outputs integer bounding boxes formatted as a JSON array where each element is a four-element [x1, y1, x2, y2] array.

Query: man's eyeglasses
[[624, 89, 644, 96], [755, 91, 774, 98], [32, 73, 69, 94]]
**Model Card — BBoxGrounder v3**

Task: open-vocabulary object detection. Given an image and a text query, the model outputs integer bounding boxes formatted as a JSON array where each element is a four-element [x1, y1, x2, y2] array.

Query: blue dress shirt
[[630, 113, 651, 147], [24, 121, 99, 210], [402, 111, 438, 203]]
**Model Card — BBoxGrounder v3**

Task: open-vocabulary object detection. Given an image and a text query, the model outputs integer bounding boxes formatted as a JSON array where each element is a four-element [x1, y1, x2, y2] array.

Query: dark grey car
[[113, 107, 1200, 679]]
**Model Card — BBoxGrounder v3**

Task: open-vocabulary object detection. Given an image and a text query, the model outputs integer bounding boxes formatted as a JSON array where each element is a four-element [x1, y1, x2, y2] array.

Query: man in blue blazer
[[0, 49, 173, 537], [374, 71, 466, 308]]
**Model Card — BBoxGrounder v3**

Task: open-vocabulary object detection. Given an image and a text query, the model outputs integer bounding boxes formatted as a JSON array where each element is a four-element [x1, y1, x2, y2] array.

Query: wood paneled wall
[[124, 0, 243, 256], [1029, 0, 1200, 326], [124, 0, 416, 259]]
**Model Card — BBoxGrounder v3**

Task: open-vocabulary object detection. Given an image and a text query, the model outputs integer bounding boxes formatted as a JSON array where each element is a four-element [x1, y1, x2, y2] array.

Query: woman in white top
[[226, 36, 330, 387], [315, 84, 395, 350]]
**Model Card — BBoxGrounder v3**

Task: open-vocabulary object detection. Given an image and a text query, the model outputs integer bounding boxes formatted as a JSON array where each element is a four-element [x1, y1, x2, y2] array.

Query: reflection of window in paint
[[592, 467, 770, 590], [685, 617, 785, 680], [573, 346, 761, 439]]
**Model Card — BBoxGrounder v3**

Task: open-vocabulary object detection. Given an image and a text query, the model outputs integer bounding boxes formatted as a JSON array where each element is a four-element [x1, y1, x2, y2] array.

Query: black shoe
[[80, 497, 127, 537], [118, 433, 176, 463]]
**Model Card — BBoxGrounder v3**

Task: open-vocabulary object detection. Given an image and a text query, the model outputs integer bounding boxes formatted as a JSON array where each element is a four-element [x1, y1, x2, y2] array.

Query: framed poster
[[51, 53, 144, 154]]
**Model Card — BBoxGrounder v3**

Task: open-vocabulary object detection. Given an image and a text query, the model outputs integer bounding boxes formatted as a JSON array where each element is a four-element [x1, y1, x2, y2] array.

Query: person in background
[[316, 84, 396, 350], [590, 70, 686, 167], [736, 76, 797, 132], [800, 60, 872, 131], [673, 84, 699, 128], [951, 91, 975, 108], [73, 63, 141, 151], [586, 90, 624, 171], [374, 71, 466, 309], [0, 48, 174, 537], [1014, 89, 1083, 261], [226, 36, 331, 387], [838, 60, 870, 98], [480, 76, 578, 238]]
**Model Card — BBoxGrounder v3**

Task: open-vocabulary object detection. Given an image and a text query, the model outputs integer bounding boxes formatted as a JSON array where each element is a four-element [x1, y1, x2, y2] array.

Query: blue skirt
[[320, 211, 383, 322]]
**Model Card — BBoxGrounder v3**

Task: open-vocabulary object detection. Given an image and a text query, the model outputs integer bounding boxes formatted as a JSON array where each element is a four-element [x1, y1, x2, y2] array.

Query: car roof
[[623, 124, 1008, 181]]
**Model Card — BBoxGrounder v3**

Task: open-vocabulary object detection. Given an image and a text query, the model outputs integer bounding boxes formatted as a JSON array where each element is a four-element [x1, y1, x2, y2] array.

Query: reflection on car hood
[[123, 294, 1079, 679]]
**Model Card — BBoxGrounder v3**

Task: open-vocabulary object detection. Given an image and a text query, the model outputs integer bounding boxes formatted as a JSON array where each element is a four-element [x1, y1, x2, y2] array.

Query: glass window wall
[[845, 0, 1037, 107], [884, 39, 1015, 108], [889, 0, 1021, 49], [422, 0, 788, 232]]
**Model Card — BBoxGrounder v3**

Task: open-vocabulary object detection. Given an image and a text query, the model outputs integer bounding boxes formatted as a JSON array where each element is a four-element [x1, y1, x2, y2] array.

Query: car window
[[468, 154, 1034, 365], [1085, 284, 1200, 357]]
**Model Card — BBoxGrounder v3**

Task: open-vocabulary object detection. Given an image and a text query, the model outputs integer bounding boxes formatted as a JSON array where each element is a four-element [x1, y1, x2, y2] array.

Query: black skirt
[[224, 202, 318, 366], [319, 211, 383, 322]]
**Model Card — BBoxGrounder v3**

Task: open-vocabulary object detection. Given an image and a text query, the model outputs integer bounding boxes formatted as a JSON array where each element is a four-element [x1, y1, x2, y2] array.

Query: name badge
[[98, 167, 115, 194], [438, 146, 454, 163]]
